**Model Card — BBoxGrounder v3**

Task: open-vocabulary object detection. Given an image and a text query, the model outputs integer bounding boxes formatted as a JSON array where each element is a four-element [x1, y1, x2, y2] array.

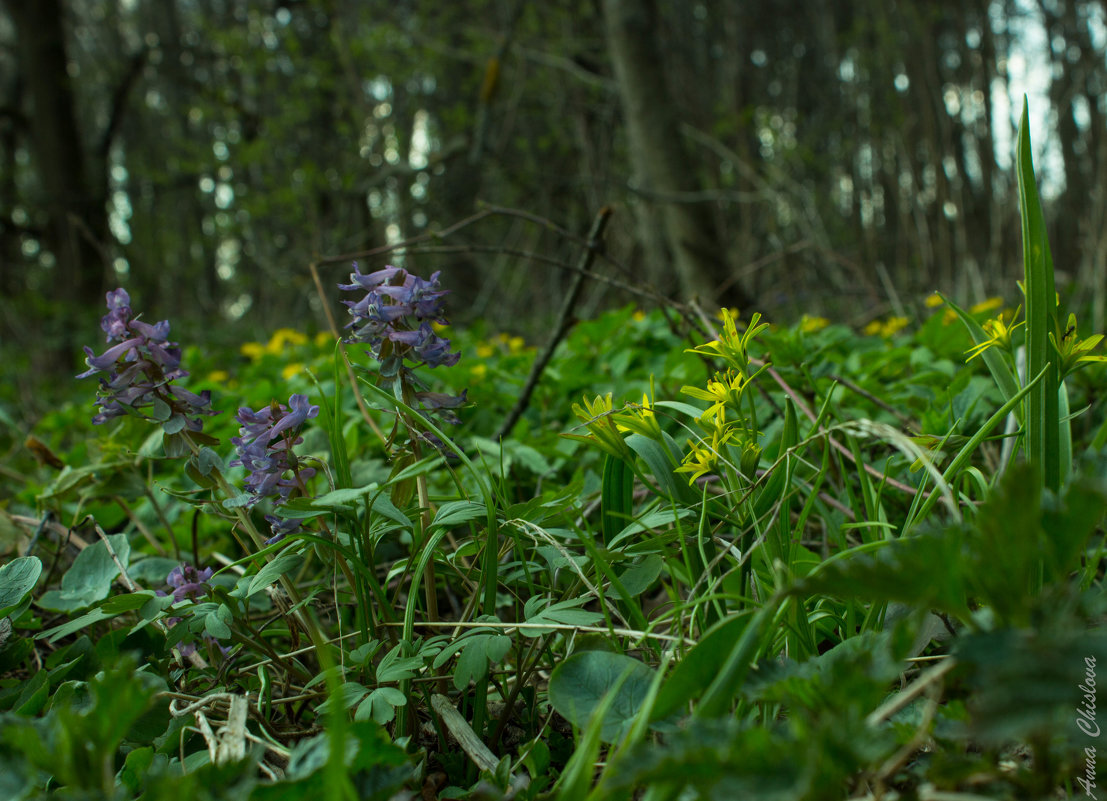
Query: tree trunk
[[602, 0, 752, 308], [6, 0, 106, 310]]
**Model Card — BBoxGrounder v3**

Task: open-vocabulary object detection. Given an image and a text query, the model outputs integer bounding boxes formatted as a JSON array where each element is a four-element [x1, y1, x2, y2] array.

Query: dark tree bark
[[5, 0, 107, 309], [602, 0, 753, 308]]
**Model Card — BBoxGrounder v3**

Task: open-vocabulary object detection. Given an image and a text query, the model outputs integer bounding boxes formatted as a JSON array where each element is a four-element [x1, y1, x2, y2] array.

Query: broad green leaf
[[37, 534, 130, 613], [0, 556, 42, 619], [13, 670, 48, 716], [204, 604, 233, 639], [549, 650, 656, 743], [626, 432, 694, 504], [616, 554, 663, 598], [601, 453, 634, 544]]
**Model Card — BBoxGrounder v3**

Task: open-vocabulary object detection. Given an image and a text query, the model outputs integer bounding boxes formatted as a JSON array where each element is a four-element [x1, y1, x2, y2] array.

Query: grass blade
[[1016, 97, 1060, 491]]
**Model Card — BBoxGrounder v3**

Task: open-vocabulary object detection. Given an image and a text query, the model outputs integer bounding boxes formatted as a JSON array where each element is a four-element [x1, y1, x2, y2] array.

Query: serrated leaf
[[796, 531, 969, 620]]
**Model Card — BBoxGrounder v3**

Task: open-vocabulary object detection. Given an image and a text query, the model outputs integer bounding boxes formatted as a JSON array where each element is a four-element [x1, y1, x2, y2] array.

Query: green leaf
[[549, 650, 656, 743], [956, 624, 1107, 744], [308, 483, 380, 511], [753, 397, 798, 520], [431, 500, 486, 528], [354, 687, 406, 724], [601, 454, 634, 544], [375, 642, 423, 683], [248, 547, 304, 595], [195, 447, 224, 476], [13, 670, 48, 716], [450, 633, 512, 690], [0, 556, 42, 619], [616, 554, 663, 598], [608, 507, 693, 548], [37, 534, 130, 613], [100, 591, 157, 615], [652, 612, 751, 721], [521, 597, 604, 635], [626, 432, 693, 504], [369, 493, 411, 528], [315, 681, 370, 715], [39, 608, 112, 643], [1017, 98, 1060, 492], [204, 604, 233, 639]]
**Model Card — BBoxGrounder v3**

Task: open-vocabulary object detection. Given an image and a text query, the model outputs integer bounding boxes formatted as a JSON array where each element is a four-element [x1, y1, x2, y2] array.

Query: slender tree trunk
[[602, 0, 752, 308], [6, 0, 107, 311]]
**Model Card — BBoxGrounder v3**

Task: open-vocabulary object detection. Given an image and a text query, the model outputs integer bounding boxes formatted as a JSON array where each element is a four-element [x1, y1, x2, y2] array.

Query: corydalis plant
[[230, 394, 319, 542], [339, 264, 466, 426], [78, 288, 216, 434]]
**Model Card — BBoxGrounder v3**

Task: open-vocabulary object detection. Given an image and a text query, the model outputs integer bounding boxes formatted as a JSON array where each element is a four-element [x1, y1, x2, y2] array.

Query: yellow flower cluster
[[475, 332, 528, 360], [240, 328, 310, 361], [799, 314, 829, 334], [238, 327, 333, 382], [675, 311, 768, 486], [566, 382, 664, 463], [862, 316, 909, 338]]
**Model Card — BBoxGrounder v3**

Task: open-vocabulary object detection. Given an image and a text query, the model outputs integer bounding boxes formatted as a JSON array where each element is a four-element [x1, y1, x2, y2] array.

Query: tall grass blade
[[1016, 98, 1060, 491]]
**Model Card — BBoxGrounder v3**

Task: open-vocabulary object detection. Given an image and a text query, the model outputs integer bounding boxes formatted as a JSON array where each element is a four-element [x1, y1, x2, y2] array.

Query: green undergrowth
[[1, 104, 1107, 801]]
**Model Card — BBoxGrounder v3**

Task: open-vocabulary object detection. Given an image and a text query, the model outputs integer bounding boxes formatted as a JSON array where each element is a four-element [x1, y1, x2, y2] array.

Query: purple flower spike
[[79, 289, 216, 432], [338, 263, 465, 427], [230, 394, 318, 508]]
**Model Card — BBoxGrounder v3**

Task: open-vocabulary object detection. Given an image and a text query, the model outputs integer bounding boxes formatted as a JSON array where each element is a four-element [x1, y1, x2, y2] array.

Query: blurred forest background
[[2, 0, 1106, 414]]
